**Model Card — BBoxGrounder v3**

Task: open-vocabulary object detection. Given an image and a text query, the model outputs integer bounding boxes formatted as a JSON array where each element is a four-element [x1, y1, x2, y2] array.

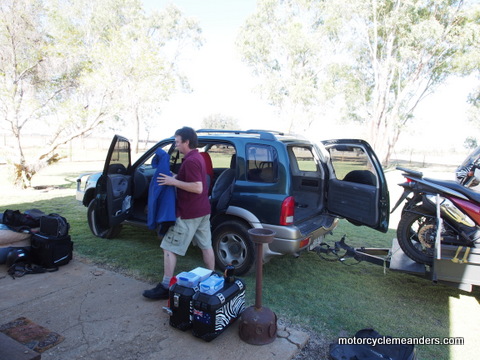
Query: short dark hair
[[175, 126, 198, 149]]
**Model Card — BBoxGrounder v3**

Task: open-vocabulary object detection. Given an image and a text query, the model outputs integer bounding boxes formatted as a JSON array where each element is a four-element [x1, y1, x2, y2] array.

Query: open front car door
[[322, 139, 389, 233], [92, 135, 132, 237]]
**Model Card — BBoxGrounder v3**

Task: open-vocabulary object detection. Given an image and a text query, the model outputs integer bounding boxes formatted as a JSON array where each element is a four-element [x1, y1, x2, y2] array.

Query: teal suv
[[76, 130, 389, 275]]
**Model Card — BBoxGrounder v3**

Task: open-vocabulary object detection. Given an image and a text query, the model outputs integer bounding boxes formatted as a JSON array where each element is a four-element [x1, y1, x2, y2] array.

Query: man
[[143, 127, 215, 300]]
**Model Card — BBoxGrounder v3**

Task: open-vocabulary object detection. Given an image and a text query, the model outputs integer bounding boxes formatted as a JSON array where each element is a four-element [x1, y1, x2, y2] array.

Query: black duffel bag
[[31, 233, 73, 268], [330, 328, 416, 360], [1, 209, 40, 232]]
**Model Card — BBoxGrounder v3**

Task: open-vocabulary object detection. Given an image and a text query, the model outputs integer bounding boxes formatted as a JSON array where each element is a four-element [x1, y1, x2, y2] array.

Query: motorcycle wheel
[[397, 206, 436, 265]]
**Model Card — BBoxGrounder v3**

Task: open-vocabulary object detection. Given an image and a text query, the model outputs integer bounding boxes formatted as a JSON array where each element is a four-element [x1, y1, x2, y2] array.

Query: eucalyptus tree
[[0, 0, 74, 187], [102, 3, 203, 154], [0, 0, 201, 187], [464, 5, 480, 132], [236, 0, 329, 134], [201, 114, 240, 130], [237, 0, 480, 163]]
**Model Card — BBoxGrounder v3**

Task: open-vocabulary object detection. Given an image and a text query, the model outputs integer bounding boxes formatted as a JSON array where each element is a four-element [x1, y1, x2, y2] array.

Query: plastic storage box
[[190, 267, 212, 282], [199, 274, 224, 295], [176, 271, 201, 287]]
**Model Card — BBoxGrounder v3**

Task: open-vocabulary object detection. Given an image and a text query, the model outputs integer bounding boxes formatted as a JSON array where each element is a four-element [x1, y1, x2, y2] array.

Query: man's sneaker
[[143, 282, 169, 300]]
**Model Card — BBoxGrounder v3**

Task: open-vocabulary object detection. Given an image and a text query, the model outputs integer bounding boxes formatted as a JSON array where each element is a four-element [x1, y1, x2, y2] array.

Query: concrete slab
[[0, 259, 308, 360]]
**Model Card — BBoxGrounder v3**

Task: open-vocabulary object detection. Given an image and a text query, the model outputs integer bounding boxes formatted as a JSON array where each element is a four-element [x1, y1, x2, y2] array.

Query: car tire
[[87, 199, 122, 239], [212, 220, 255, 276]]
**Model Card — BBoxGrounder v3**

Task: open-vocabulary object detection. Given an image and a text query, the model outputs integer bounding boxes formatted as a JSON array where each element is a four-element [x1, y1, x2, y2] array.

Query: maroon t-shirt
[[176, 149, 211, 219]]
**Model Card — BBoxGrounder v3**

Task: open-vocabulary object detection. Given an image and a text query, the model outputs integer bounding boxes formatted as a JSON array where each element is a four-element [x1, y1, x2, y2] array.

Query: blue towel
[[147, 148, 176, 230]]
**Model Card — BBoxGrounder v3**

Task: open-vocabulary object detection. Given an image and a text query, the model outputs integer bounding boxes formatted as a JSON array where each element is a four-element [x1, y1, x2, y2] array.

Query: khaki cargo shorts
[[160, 215, 212, 256]]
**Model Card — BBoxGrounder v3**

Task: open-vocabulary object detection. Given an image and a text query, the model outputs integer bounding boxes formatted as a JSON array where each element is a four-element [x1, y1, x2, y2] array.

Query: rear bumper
[[262, 218, 339, 255]]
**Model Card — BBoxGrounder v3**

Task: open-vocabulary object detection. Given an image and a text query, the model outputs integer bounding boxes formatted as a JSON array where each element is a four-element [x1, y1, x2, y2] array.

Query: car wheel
[[212, 220, 255, 276], [87, 199, 122, 239]]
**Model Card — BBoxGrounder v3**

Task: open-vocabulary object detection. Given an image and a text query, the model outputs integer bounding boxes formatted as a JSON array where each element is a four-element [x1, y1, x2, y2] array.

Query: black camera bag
[[40, 213, 70, 237]]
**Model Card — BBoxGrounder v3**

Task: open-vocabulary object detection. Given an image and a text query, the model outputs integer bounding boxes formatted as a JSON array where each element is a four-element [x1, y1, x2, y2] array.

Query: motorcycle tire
[[397, 206, 435, 265]]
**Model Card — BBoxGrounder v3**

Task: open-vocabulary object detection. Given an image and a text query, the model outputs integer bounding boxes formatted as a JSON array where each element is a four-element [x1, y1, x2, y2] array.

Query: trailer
[[314, 236, 480, 292]]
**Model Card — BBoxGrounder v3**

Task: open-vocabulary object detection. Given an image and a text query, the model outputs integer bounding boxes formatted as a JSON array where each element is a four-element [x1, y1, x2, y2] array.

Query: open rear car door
[[93, 135, 132, 235], [322, 139, 389, 232]]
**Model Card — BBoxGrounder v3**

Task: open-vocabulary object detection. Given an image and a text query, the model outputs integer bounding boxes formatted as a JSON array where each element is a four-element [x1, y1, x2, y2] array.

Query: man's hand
[[157, 173, 176, 186]]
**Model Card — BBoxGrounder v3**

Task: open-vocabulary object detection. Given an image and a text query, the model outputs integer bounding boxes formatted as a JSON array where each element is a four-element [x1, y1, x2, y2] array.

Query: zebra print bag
[[191, 278, 246, 342]]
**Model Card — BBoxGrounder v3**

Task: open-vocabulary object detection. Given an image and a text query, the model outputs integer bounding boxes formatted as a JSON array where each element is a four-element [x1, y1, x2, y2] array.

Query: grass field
[[1, 159, 479, 360]]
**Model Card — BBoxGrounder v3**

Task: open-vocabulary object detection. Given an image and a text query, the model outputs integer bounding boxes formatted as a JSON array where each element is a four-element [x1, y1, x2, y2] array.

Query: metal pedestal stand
[[238, 228, 277, 345]]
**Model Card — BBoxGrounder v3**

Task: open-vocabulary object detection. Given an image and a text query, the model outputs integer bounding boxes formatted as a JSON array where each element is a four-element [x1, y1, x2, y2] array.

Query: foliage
[[236, 0, 480, 163], [201, 113, 240, 130], [463, 3, 480, 121], [0, 0, 202, 188], [464, 136, 478, 149], [236, 0, 329, 133]]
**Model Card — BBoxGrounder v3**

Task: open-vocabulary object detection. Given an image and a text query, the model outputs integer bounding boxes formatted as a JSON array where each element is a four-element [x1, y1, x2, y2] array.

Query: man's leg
[[201, 247, 215, 270], [163, 249, 177, 278], [194, 215, 215, 270], [143, 225, 181, 300]]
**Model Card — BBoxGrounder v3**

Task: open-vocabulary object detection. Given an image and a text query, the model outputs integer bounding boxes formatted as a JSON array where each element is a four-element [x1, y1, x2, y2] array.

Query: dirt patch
[[293, 332, 331, 359]]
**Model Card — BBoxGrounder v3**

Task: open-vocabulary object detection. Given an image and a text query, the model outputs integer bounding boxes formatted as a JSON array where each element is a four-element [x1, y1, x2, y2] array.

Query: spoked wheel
[[396, 206, 436, 265], [212, 221, 255, 276]]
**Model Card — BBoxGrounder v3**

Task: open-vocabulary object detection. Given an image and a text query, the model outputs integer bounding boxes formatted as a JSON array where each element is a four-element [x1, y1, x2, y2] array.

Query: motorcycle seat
[[426, 178, 480, 203]]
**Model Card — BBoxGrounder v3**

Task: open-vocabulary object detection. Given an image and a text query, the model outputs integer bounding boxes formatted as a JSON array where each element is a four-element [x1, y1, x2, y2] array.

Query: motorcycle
[[392, 155, 480, 265], [456, 145, 480, 188]]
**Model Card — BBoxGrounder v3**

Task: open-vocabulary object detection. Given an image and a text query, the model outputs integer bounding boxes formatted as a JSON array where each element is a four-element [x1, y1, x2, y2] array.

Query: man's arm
[[157, 173, 203, 194]]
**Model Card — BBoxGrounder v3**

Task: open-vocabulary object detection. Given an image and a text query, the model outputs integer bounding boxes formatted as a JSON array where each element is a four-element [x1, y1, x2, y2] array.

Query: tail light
[[406, 177, 415, 184], [280, 196, 295, 225], [300, 237, 310, 249]]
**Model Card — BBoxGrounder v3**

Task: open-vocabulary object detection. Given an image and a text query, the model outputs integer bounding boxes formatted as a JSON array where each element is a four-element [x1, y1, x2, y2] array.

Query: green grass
[[1, 161, 479, 360]]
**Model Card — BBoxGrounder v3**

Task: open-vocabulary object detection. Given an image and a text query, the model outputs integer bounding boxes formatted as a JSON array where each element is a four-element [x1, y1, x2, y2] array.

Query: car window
[[142, 143, 173, 168], [246, 144, 278, 182], [104, 136, 131, 175], [207, 144, 236, 169], [168, 149, 183, 174], [328, 146, 377, 186], [290, 146, 319, 173]]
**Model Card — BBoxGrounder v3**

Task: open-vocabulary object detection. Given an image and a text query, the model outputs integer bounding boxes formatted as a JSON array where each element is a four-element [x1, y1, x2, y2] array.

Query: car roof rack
[[196, 129, 282, 141]]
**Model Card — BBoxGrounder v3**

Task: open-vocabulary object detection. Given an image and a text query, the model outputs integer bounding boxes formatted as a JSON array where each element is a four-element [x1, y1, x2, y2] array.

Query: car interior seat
[[199, 152, 214, 195], [210, 154, 236, 211], [343, 170, 377, 186]]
